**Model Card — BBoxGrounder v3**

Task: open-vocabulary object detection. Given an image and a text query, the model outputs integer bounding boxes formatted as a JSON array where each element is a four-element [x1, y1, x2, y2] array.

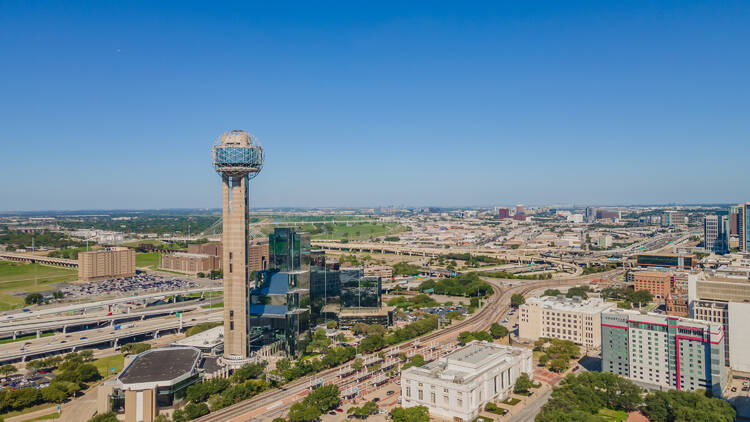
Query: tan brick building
[[632, 271, 674, 301], [248, 239, 269, 272], [160, 253, 220, 275], [78, 247, 135, 281]]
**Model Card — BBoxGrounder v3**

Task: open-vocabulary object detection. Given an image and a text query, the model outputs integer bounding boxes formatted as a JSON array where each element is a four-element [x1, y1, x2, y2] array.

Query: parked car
[[387, 390, 395, 395]]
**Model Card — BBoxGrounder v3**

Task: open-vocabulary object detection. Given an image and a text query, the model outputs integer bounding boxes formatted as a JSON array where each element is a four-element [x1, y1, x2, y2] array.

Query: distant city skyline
[[1, 2, 749, 210]]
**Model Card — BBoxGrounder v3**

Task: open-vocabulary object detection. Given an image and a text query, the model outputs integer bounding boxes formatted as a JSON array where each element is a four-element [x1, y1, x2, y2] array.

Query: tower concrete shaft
[[222, 175, 249, 359]]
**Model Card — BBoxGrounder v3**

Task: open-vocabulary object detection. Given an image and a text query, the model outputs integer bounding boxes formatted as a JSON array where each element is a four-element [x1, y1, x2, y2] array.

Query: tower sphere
[[212, 129, 264, 179]]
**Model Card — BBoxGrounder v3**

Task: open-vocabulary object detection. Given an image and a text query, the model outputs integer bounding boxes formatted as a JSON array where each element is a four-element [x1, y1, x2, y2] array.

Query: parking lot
[[60, 274, 199, 298]]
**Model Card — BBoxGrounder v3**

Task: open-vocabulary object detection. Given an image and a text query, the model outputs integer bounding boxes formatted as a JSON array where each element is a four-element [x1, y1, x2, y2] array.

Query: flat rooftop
[[119, 347, 200, 385], [526, 296, 614, 314], [173, 326, 224, 348], [410, 341, 529, 384]]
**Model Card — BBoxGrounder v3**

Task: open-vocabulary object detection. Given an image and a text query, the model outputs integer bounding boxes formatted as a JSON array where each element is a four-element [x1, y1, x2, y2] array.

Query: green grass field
[[310, 222, 406, 240], [0, 261, 78, 310], [135, 252, 161, 269], [92, 354, 125, 378], [0, 332, 54, 344], [24, 411, 61, 421], [597, 408, 627, 421]]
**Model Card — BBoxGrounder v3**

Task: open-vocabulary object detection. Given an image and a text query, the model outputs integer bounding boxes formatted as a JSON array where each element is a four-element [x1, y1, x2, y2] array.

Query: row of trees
[[178, 362, 268, 420], [600, 286, 653, 309], [542, 285, 591, 300], [24, 291, 63, 305], [288, 385, 341, 422], [386, 294, 439, 310], [483, 271, 554, 280], [1, 352, 100, 414], [536, 372, 735, 422], [418, 273, 492, 297]]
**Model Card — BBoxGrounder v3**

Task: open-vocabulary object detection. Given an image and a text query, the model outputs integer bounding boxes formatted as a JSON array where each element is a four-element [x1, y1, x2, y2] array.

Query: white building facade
[[400, 341, 533, 422], [518, 296, 615, 349]]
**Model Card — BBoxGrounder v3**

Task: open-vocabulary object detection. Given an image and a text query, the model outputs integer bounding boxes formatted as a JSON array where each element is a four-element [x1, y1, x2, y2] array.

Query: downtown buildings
[[601, 309, 726, 397], [703, 214, 729, 255], [729, 202, 750, 252]]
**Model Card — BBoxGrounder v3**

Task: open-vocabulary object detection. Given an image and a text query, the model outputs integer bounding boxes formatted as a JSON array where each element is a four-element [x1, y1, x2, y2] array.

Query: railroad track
[[196, 272, 617, 422]]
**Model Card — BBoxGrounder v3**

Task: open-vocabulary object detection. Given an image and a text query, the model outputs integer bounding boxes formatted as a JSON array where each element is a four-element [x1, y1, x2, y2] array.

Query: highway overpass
[[0, 311, 222, 364]]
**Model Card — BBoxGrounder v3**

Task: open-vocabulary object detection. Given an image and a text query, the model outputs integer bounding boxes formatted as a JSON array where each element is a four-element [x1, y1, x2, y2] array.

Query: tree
[[41, 385, 68, 403], [120, 342, 151, 355], [631, 290, 653, 308], [79, 350, 94, 361], [289, 402, 321, 422], [88, 412, 119, 422], [352, 358, 363, 371], [543, 289, 562, 297], [514, 372, 533, 394], [642, 390, 735, 422], [538, 354, 549, 366], [549, 357, 568, 373], [390, 406, 429, 422], [232, 362, 266, 383], [510, 293, 525, 307], [565, 286, 589, 299], [184, 402, 210, 419], [24, 293, 44, 305], [307, 329, 331, 354], [326, 320, 337, 329], [77, 363, 102, 382], [0, 364, 17, 376], [490, 323, 509, 339], [536, 372, 642, 422]]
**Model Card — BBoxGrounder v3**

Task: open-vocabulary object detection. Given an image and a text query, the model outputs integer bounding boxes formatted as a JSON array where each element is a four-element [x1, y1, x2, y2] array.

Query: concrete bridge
[[0, 252, 78, 268]]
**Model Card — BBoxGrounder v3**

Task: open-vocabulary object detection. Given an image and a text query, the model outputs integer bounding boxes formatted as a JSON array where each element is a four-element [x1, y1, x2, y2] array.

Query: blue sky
[[1, 1, 749, 210]]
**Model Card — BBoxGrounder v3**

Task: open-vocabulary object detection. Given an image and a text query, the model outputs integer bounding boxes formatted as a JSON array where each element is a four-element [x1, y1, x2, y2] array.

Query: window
[[406, 387, 411, 397], [418, 390, 423, 400], [431, 392, 435, 403]]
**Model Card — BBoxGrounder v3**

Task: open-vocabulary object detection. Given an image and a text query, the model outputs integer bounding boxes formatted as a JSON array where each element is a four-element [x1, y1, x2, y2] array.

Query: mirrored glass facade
[[248, 228, 311, 356], [340, 267, 382, 309]]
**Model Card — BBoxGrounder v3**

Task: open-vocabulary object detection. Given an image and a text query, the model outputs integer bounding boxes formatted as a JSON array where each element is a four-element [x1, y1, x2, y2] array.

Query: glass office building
[[340, 267, 382, 309], [248, 228, 311, 356]]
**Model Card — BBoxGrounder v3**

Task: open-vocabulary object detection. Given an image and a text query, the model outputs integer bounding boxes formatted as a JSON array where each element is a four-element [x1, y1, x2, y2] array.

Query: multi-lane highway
[[0, 300, 213, 339], [0, 309, 222, 363], [1, 287, 222, 322]]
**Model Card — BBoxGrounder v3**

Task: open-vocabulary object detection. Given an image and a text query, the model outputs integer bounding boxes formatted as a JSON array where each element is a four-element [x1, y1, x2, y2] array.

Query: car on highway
[[80, 336, 88, 340]]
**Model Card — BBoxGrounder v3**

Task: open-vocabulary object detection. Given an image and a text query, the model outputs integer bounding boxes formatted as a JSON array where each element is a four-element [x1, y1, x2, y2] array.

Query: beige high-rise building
[[78, 247, 135, 281], [248, 239, 269, 272], [518, 296, 615, 349], [212, 130, 264, 366]]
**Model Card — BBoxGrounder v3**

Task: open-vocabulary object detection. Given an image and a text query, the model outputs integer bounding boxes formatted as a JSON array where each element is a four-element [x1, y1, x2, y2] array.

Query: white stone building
[[518, 296, 615, 349], [400, 341, 533, 422]]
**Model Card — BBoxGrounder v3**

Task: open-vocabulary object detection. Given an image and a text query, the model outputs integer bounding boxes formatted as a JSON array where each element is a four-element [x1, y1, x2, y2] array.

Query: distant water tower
[[212, 130, 263, 366]]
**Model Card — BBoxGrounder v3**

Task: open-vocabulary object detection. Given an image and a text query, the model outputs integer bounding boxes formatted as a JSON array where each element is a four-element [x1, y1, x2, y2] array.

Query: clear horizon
[[2, 1, 749, 210]]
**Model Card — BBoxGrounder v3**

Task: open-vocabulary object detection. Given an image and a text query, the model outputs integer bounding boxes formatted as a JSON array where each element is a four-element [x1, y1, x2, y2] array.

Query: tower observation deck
[[212, 130, 263, 366]]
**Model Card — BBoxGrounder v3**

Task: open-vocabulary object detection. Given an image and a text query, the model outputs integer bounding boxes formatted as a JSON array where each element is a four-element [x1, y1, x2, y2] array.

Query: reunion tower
[[212, 130, 264, 365]]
